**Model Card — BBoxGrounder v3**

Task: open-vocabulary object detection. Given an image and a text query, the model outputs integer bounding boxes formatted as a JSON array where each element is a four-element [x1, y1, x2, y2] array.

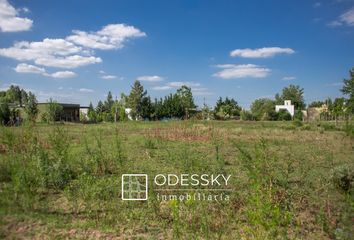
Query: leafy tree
[[95, 100, 105, 122], [105, 91, 114, 111], [96, 100, 105, 113], [332, 97, 345, 122], [201, 102, 211, 120], [127, 80, 147, 120], [308, 101, 324, 108], [6, 85, 22, 104], [275, 84, 305, 110], [341, 67, 354, 114], [20, 89, 28, 107], [250, 98, 277, 121], [277, 109, 292, 121], [44, 98, 63, 122], [214, 97, 241, 120], [0, 102, 10, 125], [87, 102, 97, 122], [240, 110, 254, 121], [141, 96, 154, 120], [176, 85, 196, 118], [24, 92, 38, 122]]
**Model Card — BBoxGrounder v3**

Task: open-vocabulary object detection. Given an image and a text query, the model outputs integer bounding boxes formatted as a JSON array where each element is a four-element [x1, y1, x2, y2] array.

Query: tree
[[341, 67, 354, 114], [176, 85, 196, 118], [140, 96, 153, 120], [20, 89, 28, 107], [240, 110, 254, 121], [95, 100, 105, 122], [44, 98, 63, 122], [250, 98, 277, 121], [308, 101, 324, 108], [24, 92, 38, 122], [0, 102, 10, 125], [214, 97, 241, 120], [6, 85, 22, 104], [332, 97, 345, 123], [105, 91, 114, 111], [275, 85, 305, 110], [127, 80, 147, 120], [87, 102, 97, 122], [277, 109, 292, 121]]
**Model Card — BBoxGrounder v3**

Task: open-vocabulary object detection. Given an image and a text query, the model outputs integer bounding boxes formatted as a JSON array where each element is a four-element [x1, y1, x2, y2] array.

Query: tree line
[[1, 68, 353, 125]]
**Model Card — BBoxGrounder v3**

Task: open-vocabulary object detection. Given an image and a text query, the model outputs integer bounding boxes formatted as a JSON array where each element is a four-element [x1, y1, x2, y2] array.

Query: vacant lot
[[0, 121, 353, 239]]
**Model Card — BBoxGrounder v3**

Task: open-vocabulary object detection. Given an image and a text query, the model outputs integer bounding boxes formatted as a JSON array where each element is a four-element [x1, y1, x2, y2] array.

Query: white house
[[275, 100, 294, 117], [125, 108, 133, 120]]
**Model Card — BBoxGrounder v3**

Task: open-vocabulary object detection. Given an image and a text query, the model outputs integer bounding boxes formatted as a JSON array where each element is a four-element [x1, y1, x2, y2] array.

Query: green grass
[[0, 120, 353, 239]]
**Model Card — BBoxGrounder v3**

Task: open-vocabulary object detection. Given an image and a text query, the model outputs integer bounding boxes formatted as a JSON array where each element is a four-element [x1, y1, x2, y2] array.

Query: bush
[[277, 110, 292, 121], [321, 122, 336, 131], [292, 119, 303, 127], [240, 110, 254, 121], [294, 110, 303, 121], [332, 164, 354, 192], [343, 123, 354, 137], [300, 124, 311, 131], [0, 102, 10, 125]]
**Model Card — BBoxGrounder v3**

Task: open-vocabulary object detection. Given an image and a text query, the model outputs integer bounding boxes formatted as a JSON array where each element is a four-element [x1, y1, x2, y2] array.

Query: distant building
[[275, 100, 295, 117], [37, 103, 80, 122], [125, 108, 133, 120]]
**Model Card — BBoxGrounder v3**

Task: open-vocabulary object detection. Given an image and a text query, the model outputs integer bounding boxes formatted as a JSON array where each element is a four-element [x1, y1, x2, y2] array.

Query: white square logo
[[121, 174, 148, 200]]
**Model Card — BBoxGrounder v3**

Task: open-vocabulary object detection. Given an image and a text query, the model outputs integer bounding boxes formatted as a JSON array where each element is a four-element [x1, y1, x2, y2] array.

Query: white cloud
[[0, 23, 145, 69], [50, 71, 77, 78], [67, 23, 146, 50], [35, 55, 102, 69], [21, 7, 29, 13], [137, 75, 164, 82], [99, 70, 106, 74], [14, 63, 76, 78], [152, 85, 172, 91], [168, 81, 201, 87], [230, 47, 295, 58], [0, 39, 82, 61], [101, 75, 117, 79], [327, 20, 343, 27], [213, 64, 270, 79], [328, 8, 354, 27], [282, 76, 296, 80], [325, 82, 342, 87], [152, 81, 204, 92], [0, 38, 101, 69], [313, 2, 321, 8], [339, 8, 354, 26], [79, 88, 94, 93], [0, 0, 33, 32], [14, 63, 45, 74], [191, 87, 213, 96]]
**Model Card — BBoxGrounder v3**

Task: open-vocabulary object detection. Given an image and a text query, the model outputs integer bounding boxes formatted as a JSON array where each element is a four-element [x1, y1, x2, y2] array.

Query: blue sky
[[0, 0, 353, 108]]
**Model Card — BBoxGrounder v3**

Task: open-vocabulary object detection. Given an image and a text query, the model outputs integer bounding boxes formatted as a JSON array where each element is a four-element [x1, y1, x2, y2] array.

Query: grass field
[[0, 121, 353, 239]]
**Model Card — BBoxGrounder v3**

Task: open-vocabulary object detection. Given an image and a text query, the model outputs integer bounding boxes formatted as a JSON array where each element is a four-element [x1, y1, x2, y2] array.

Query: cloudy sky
[[0, 0, 353, 108]]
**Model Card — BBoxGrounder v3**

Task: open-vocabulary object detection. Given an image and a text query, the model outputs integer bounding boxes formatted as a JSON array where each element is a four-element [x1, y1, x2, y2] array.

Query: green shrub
[[292, 119, 303, 127], [321, 122, 336, 131], [277, 109, 292, 121], [343, 123, 354, 137], [300, 124, 311, 131], [240, 110, 253, 121], [332, 164, 354, 192]]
